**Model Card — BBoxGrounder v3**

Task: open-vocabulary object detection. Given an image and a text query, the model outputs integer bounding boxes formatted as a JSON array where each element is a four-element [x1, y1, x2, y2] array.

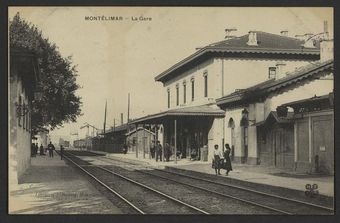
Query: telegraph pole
[[103, 100, 107, 135]]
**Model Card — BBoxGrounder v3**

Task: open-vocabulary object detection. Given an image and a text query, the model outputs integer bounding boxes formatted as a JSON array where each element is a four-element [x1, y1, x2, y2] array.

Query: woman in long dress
[[223, 144, 233, 175], [212, 144, 223, 175]]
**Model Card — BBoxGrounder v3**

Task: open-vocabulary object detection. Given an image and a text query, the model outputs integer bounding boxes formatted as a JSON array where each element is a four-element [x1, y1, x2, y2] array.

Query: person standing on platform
[[164, 143, 171, 162], [150, 140, 155, 159], [31, 143, 36, 157], [39, 144, 45, 155], [155, 141, 162, 162], [47, 142, 55, 158], [60, 145, 64, 160], [223, 144, 233, 176], [35, 143, 39, 156], [212, 144, 223, 175]]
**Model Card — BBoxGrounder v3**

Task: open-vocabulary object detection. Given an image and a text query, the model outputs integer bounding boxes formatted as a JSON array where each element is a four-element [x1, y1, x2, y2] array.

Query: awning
[[129, 105, 225, 125], [253, 111, 295, 126]]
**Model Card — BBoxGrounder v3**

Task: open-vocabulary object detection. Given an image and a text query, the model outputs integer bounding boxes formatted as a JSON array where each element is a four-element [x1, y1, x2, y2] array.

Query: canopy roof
[[129, 105, 225, 125]]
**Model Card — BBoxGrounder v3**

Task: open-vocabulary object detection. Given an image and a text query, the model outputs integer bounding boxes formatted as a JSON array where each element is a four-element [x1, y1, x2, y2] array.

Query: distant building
[[35, 127, 49, 148], [130, 30, 321, 162], [9, 48, 40, 184], [126, 127, 156, 158], [91, 124, 129, 153]]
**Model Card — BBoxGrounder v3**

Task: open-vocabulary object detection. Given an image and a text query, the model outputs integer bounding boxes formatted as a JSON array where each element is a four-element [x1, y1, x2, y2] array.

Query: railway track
[[75, 151, 334, 215], [63, 150, 334, 215], [61, 151, 208, 214]]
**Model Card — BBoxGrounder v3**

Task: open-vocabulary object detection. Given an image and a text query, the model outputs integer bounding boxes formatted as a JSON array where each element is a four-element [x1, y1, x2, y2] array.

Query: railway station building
[[216, 39, 333, 174], [9, 48, 40, 184], [130, 30, 324, 162]]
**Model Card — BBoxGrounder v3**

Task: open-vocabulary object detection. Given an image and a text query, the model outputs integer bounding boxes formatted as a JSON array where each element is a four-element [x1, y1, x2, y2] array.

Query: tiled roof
[[126, 127, 156, 136], [155, 31, 320, 82], [254, 111, 295, 126], [129, 105, 225, 125], [104, 124, 129, 134], [216, 59, 333, 107], [210, 31, 320, 50], [281, 94, 331, 108]]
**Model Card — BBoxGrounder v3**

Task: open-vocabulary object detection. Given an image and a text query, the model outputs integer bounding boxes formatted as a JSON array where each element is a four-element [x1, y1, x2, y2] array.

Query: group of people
[[31, 143, 45, 157], [212, 143, 233, 176], [150, 141, 173, 162], [31, 141, 65, 160], [123, 140, 233, 176]]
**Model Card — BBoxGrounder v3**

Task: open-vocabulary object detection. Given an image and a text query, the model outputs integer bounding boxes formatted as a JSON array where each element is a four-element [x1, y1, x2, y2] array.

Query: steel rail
[[88, 155, 288, 214], [136, 168, 291, 215], [63, 151, 209, 214], [92, 154, 333, 214], [95, 165, 210, 215], [61, 152, 145, 214], [155, 169, 334, 212]]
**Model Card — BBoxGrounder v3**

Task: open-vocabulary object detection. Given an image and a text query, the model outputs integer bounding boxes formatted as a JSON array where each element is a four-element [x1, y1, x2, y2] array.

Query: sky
[[8, 7, 333, 139]]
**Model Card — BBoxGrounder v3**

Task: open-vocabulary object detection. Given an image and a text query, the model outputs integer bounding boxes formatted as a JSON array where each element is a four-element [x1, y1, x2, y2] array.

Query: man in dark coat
[[60, 145, 65, 160], [155, 141, 162, 162], [39, 144, 45, 155], [164, 143, 172, 162], [223, 143, 233, 175], [31, 143, 36, 157], [35, 143, 39, 155], [150, 141, 155, 159], [47, 141, 55, 158]]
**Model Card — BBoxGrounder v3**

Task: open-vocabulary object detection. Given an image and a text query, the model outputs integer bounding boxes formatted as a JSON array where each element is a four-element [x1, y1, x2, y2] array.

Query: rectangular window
[[204, 74, 208, 97], [176, 85, 179, 106], [183, 83, 186, 104], [268, 67, 276, 79], [191, 80, 195, 101], [167, 89, 170, 108]]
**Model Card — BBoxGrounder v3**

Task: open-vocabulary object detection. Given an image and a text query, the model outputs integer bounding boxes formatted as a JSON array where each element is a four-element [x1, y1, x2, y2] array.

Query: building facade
[[9, 48, 40, 184], [216, 39, 333, 173], [126, 127, 156, 158], [130, 31, 321, 162]]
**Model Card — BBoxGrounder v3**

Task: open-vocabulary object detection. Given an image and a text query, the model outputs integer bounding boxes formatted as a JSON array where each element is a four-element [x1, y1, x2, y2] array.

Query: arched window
[[228, 118, 235, 128], [228, 118, 235, 160]]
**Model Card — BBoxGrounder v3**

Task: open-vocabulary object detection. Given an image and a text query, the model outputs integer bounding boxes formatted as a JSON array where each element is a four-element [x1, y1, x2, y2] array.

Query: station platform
[[9, 152, 123, 214], [98, 151, 334, 198]]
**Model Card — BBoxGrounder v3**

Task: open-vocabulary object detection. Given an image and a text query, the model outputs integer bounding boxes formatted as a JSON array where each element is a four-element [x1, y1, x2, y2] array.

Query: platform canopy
[[129, 105, 225, 125]]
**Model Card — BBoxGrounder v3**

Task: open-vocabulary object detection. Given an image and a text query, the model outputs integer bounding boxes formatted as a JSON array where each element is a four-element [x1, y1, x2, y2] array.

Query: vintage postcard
[[8, 6, 334, 215]]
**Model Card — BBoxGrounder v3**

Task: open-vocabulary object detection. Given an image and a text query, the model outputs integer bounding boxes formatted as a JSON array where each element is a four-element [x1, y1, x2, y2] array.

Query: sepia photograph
[[7, 6, 334, 215]]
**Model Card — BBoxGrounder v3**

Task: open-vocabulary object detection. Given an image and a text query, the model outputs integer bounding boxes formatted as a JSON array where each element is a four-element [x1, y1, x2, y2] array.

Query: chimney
[[225, 28, 237, 40], [323, 20, 329, 40], [120, 113, 123, 125], [280, 30, 288, 37], [247, 31, 258, 46], [275, 62, 287, 79], [320, 39, 333, 62]]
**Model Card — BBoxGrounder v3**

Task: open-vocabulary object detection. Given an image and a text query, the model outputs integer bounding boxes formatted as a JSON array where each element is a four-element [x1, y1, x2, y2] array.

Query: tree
[[10, 13, 82, 133]]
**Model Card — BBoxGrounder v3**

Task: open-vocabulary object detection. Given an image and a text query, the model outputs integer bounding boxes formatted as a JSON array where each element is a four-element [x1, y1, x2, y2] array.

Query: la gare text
[[84, 16, 152, 22]]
